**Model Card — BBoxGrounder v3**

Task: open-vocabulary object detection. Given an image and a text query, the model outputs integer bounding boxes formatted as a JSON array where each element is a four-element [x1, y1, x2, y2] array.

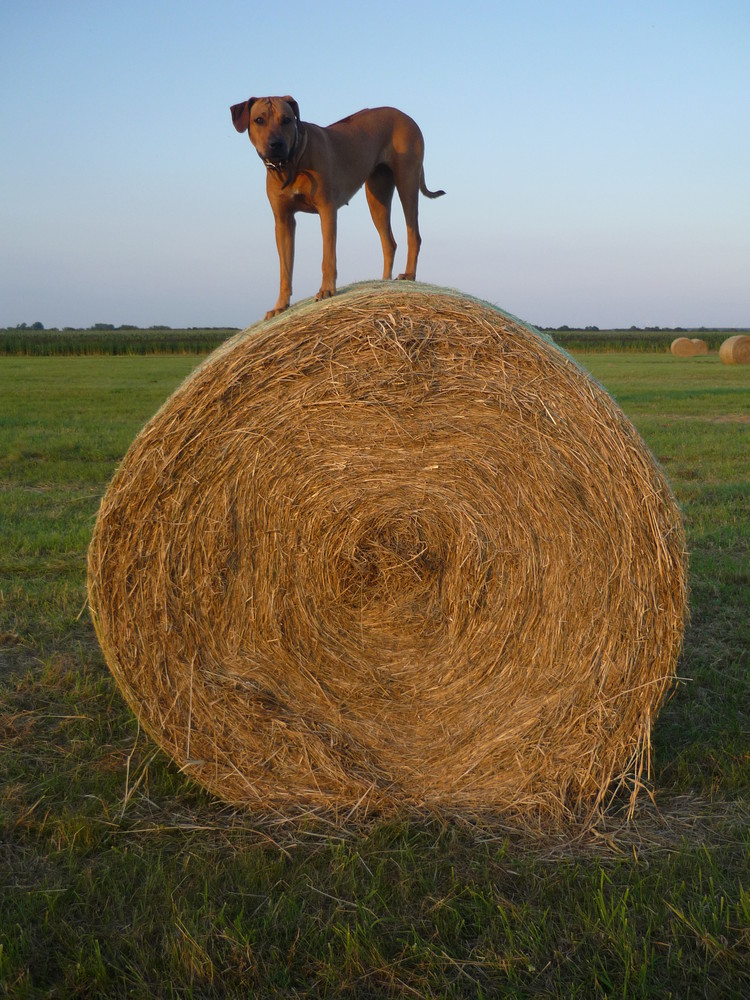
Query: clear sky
[[2, 0, 748, 329]]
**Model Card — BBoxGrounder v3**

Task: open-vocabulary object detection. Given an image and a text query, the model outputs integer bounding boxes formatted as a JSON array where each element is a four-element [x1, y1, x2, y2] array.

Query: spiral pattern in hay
[[88, 283, 687, 826]]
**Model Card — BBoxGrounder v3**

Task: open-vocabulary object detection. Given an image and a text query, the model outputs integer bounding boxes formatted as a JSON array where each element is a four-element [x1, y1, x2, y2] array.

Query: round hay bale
[[690, 338, 709, 355], [719, 334, 750, 364], [88, 283, 687, 826], [671, 337, 697, 357]]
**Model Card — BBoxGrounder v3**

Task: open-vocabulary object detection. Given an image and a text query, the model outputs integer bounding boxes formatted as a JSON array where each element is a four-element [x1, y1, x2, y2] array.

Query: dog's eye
[[281, 116, 292, 125], [253, 117, 265, 126]]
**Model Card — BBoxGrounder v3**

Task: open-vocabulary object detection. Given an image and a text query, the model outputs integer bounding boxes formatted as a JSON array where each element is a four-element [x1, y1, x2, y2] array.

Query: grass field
[[1, 348, 748, 997]]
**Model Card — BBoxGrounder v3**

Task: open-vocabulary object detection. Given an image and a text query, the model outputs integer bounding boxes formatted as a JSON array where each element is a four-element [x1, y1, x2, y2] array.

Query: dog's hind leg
[[365, 165, 397, 280], [393, 164, 423, 281]]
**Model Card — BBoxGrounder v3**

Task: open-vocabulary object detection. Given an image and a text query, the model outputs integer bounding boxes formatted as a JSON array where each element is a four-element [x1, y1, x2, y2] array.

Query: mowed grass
[[1, 351, 748, 998]]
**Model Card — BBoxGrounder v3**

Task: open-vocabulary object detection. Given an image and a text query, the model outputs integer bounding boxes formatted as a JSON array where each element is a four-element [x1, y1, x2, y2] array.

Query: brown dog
[[230, 96, 444, 318]]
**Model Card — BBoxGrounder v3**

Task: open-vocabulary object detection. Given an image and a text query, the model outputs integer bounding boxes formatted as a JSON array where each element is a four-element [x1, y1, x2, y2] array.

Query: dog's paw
[[264, 305, 289, 319], [315, 288, 336, 301], [396, 273, 416, 281]]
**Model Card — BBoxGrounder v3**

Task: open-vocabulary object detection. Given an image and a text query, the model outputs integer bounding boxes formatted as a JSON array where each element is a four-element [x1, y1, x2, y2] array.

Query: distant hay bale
[[88, 282, 687, 827], [690, 338, 709, 355], [671, 337, 698, 357], [719, 334, 750, 364]]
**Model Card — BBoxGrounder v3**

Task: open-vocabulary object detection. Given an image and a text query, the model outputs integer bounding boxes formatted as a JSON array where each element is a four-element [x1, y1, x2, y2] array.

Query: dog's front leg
[[268, 210, 295, 318], [316, 207, 337, 300]]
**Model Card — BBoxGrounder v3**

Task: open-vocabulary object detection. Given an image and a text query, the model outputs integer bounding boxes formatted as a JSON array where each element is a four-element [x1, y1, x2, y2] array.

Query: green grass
[[1, 351, 748, 997], [0, 358, 199, 653], [589, 355, 749, 806]]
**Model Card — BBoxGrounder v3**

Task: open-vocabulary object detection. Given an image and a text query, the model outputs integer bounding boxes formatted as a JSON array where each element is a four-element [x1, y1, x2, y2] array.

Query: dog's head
[[230, 96, 301, 166]]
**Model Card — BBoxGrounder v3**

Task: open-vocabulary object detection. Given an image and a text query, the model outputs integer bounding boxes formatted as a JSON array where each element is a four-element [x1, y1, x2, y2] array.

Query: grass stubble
[[1, 334, 748, 997]]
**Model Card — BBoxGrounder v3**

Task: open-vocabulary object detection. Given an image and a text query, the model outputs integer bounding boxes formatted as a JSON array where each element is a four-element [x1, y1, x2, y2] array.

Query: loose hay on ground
[[719, 334, 750, 364], [88, 282, 688, 828]]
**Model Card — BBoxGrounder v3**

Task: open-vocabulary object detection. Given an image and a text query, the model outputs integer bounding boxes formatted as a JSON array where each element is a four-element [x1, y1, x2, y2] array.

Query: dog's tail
[[420, 169, 445, 199]]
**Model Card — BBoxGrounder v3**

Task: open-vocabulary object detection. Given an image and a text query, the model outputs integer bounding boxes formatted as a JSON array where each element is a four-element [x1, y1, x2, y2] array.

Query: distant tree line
[[548, 325, 698, 333], [10, 323, 237, 332], [9, 321, 740, 334]]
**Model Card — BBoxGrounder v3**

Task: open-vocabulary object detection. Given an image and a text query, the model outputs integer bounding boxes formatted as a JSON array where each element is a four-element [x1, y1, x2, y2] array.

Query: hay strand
[[719, 334, 750, 364], [88, 283, 687, 827]]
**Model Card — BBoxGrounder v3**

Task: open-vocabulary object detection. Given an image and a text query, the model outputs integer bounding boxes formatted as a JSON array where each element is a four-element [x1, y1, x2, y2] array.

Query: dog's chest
[[290, 189, 316, 213], [283, 172, 319, 214]]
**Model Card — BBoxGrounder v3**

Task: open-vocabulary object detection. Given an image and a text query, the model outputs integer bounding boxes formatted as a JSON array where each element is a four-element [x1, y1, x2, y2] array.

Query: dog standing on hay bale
[[230, 96, 445, 318]]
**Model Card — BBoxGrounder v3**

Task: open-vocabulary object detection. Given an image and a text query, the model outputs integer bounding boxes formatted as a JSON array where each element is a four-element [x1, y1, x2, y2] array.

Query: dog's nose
[[269, 138, 286, 153]]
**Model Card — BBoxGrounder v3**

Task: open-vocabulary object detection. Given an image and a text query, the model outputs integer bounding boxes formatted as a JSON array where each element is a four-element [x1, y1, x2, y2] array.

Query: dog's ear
[[281, 96, 300, 123], [230, 98, 257, 134]]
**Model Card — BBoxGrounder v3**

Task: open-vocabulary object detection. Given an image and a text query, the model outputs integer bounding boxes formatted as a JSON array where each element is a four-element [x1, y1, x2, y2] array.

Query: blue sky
[[2, 0, 748, 329]]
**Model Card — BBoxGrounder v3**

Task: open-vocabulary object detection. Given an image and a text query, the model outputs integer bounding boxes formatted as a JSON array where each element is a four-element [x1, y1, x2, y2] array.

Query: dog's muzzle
[[263, 157, 287, 169]]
